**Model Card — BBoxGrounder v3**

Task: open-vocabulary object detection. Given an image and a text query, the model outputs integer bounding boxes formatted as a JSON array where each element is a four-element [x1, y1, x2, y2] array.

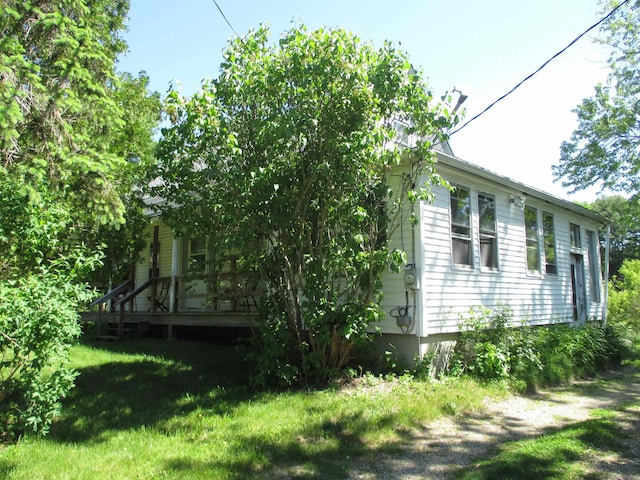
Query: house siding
[[411, 163, 604, 336], [379, 168, 423, 335], [126, 152, 605, 353]]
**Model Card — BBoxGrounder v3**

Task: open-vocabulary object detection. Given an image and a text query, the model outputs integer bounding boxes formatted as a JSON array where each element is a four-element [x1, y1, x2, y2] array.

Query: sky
[[117, 0, 614, 203]]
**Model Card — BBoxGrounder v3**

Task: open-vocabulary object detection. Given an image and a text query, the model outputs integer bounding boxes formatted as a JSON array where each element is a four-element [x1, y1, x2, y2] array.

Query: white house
[[376, 149, 608, 364], [88, 146, 609, 364]]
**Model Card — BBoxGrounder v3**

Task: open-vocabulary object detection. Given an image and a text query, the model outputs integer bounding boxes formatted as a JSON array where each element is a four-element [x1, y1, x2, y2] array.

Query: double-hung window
[[478, 193, 498, 269], [542, 212, 557, 274], [570, 223, 581, 249], [188, 237, 207, 274], [524, 206, 540, 273], [450, 186, 473, 267]]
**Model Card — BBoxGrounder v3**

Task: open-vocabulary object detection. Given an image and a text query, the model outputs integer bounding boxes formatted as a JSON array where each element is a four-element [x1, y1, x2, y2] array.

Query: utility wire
[[449, 0, 630, 136], [209, 0, 629, 138], [211, 0, 244, 42]]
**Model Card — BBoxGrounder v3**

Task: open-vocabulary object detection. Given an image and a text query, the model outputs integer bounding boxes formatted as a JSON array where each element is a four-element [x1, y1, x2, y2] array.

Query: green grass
[[454, 406, 639, 480], [0, 337, 502, 479]]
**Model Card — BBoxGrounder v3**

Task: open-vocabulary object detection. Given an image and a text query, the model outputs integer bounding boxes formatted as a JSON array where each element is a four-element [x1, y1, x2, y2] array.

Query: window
[[524, 206, 540, 272], [542, 212, 557, 274], [450, 186, 473, 266], [149, 242, 160, 278], [587, 230, 601, 302], [392, 119, 410, 146], [188, 237, 207, 274], [570, 223, 581, 249], [478, 193, 498, 269]]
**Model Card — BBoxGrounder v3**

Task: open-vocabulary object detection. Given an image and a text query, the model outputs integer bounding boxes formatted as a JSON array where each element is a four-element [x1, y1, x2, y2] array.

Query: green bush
[[449, 305, 533, 382], [0, 272, 88, 442], [608, 259, 640, 328], [448, 305, 630, 390]]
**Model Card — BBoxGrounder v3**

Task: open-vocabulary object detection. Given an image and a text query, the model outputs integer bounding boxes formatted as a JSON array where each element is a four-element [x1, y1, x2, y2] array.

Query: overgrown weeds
[[446, 305, 633, 390]]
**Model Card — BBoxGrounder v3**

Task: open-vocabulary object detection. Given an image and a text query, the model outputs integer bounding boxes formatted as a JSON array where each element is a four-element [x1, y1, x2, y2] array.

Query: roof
[[434, 150, 609, 225]]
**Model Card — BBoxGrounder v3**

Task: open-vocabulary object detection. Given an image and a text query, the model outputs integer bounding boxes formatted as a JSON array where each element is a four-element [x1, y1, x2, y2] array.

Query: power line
[[209, 0, 629, 138], [449, 0, 630, 136], [211, 0, 243, 41]]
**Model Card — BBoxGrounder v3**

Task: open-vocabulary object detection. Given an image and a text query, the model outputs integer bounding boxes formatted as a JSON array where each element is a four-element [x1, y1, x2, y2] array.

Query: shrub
[[608, 259, 640, 328], [449, 305, 521, 381], [448, 305, 631, 390], [0, 272, 88, 442]]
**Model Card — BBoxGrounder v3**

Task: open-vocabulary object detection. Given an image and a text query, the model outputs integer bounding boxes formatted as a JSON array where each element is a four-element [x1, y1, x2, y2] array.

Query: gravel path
[[349, 366, 640, 479]]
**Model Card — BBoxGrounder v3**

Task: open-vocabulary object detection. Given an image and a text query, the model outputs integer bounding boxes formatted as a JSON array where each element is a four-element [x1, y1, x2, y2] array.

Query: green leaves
[[0, 0, 160, 439], [0, 0, 145, 227], [553, 0, 640, 194], [152, 24, 453, 384], [585, 195, 640, 278], [0, 271, 86, 441]]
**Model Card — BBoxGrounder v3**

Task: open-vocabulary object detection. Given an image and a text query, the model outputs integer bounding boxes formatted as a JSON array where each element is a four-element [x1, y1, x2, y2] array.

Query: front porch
[[83, 218, 265, 339], [85, 272, 261, 340], [80, 310, 257, 340]]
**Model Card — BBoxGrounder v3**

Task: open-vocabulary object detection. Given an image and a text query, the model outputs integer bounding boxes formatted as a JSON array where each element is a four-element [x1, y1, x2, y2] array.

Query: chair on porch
[[148, 279, 170, 312]]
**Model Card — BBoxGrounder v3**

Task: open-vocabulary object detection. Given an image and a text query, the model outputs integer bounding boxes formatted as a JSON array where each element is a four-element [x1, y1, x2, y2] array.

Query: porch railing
[[146, 274, 261, 314]]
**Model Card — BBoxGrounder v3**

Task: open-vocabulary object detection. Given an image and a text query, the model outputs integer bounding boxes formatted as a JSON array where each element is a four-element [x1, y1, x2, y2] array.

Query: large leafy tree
[[586, 195, 640, 277], [152, 25, 453, 384], [553, 0, 640, 195], [88, 72, 162, 287], [0, 1, 160, 440]]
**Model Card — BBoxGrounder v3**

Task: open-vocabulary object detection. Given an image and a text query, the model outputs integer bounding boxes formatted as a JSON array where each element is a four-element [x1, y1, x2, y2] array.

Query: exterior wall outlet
[[396, 314, 411, 327]]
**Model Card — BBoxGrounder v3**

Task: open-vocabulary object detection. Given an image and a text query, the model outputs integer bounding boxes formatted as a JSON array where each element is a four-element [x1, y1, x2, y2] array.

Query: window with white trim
[[478, 193, 498, 269], [188, 237, 207, 274], [524, 206, 540, 273], [450, 186, 473, 267], [570, 223, 581, 249], [542, 212, 557, 274]]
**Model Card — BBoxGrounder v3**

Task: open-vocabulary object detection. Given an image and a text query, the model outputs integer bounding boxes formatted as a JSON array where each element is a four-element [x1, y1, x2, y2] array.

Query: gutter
[[435, 151, 609, 225]]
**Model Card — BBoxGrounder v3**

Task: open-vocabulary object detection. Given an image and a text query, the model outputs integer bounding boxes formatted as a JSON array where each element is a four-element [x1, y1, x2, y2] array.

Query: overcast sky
[[117, 0, 614, 202]]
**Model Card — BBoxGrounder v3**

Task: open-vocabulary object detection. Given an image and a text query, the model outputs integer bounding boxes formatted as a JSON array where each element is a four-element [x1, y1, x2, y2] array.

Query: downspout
[[602, 224, 611, 328], [415, 193, 425, 341]]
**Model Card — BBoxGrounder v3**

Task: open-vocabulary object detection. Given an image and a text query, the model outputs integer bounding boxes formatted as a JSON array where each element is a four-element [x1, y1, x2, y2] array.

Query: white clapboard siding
[[379, 167, 421, 333], [402, 159, 606, 336], [132, 150, 605, 341]]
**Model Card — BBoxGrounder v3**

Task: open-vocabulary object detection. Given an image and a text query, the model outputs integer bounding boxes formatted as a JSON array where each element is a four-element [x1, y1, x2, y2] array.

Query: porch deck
[[80, 310, 258, 340], [85, 274, 261, 340]]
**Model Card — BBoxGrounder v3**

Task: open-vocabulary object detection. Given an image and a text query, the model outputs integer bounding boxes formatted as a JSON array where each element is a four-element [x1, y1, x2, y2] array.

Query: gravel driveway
[[348, 366, 640, 479]]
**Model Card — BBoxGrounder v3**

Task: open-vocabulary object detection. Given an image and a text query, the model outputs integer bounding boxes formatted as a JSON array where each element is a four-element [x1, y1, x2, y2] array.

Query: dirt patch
[[348, 366, 640, 479]]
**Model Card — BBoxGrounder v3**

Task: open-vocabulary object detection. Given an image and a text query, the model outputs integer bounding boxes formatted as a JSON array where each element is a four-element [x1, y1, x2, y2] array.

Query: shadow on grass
[[453, 414, 638, 480], [473, 364, 640, 419], [50, 337, 254, 444], [50, 335, 417, 478], [0, 460, 16, 478], [47, 338, 640, 479], [538, 364, 640, 408], [161, 410, 407, 479]]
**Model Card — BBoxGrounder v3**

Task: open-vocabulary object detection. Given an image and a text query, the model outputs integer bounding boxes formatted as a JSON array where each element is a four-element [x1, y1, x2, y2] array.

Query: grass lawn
[[0, 336, 502, 479], [455, 400, 640, 480]]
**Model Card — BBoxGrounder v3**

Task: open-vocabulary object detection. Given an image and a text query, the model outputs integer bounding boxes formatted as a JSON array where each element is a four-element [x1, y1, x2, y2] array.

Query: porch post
[[170, 237, 179, 313], [151, 225, 160, 313], [603, 224, 611, 328]]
